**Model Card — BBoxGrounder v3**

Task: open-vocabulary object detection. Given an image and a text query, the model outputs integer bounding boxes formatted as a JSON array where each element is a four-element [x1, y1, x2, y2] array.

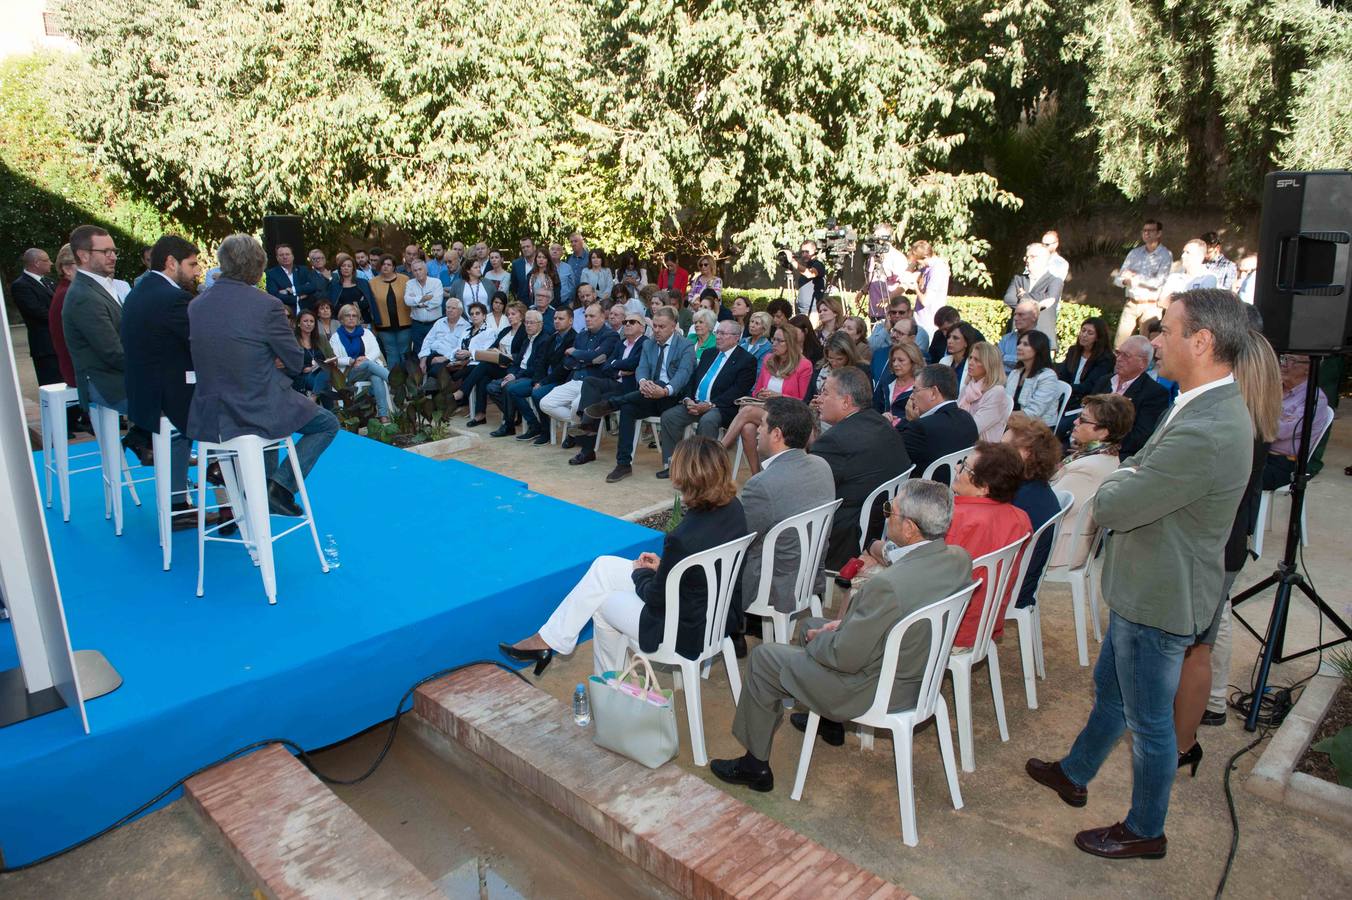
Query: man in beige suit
[[711, 480, 972, 792], [1027, 289, 1254, 860]]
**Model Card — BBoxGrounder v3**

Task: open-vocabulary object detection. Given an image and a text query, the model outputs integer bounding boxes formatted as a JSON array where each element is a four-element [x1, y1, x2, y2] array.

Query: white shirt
[[23, 269, 48, 286], [1162, 374, 1234, 430], [882, 538, 934, 566], [404, 276, 445, 323], [460, 280, 489, 310], [77, 268, 119, 300], [154, 271, 179, 290]]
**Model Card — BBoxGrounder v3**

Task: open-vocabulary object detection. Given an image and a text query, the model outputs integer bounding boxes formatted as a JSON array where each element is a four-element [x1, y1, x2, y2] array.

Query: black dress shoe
[[466, 417, 487, 428], [1177, 741, 1203, 777], [655, 468, 670, 479], [710, 754, 774, 793], [1074, 822, 1167, 860], [497, 642, 554, 676], [489, 424, 516, 437], [789, 712, 845, 746], [605, 464, 632, 483], [122, 436, 154, 467], [1200, 710, 1227, 727], [267, 482, 304, 517], [1025, 758, 1087, 807], [583, 399, 617, 420], [516, 427, 542, 441], [532, 432, 552, 445], [568, 449, 596, 466], [561, 434, 577, 449]]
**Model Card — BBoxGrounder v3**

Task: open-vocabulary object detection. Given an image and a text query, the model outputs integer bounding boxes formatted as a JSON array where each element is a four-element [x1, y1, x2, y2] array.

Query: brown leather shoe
[[1026, 758, 1087, 807], [1074, 822, 1167, 860]]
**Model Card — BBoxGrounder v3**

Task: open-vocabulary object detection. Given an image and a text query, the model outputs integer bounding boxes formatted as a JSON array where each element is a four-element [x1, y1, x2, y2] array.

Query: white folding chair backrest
[[967, 536, 1028, 665], [655, 532, 758, 662], [859, 580, 980, 726], [857, 466, 915, 552], [1064, 493, 1105, 572], [1009, 491, 1073, 603], [750, 499, 841, 616], [1052, 381, 1073, 422], [922, 446, 974, 483]]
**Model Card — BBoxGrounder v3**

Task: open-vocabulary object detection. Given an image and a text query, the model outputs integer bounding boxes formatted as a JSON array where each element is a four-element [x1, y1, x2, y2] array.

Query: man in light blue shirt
[[1113, 219, 1172, 347], [566, 232, 589, 285], [552, 242, 577, 306]]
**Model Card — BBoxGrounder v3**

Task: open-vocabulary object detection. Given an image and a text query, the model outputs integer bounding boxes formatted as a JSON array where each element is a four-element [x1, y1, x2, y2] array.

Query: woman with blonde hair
[[740, 309, 773, 363], [500, 435, 747, 676], [328, 302, 392, 424], [720, 323, 814, 474], [686, 254, 722, 307], [874, 340, 925, 425], [958, 341, 1014, 441], [690, 307, 718, 362]]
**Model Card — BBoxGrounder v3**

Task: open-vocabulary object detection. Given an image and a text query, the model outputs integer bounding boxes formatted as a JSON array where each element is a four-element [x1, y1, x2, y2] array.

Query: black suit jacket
[[122, 272, 195, 432], [687, 345, 757, 422], [895, 402, 979, 483], [810, 409, 913, 569], [632, 498, 749, 659], [11, 273, 56, 359], [596, 334, 647, 390], [536, 328, 575, 386], [1089, 373, 1170, 458]]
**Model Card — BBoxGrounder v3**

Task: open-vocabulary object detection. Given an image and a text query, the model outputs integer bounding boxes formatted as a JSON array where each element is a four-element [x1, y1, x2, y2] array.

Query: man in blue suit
[[264, 244, 322, 314], [568, 312, 648, 466], [509, 236, 536, 305], [120, 234, 201, 526]]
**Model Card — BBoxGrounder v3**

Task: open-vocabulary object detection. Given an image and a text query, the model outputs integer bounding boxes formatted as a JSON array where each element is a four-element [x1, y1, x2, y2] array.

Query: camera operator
[[859, 222, 911, 321], [780, 241, 827, 316]]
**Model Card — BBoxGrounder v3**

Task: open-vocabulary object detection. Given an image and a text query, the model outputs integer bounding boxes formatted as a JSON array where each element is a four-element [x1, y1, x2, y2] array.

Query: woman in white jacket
[[1005, 330, 1061, 426], [1047, 393, 1135, 567], [959, 341, 1014, 441], [330, 303, 392, 423]]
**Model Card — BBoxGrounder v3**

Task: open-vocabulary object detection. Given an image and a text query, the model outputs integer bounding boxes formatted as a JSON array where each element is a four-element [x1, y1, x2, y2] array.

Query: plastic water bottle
[[572, 683, 591, 726]]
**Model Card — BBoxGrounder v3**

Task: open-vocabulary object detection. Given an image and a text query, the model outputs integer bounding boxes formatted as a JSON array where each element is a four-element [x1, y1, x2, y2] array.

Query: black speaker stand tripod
[[1231, 355, 1352, 732]]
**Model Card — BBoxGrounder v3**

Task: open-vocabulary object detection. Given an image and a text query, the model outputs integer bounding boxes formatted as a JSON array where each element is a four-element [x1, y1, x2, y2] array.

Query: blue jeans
[[409, 320, 436, 358], [528, 382, 558, 430], [375, 327, 412, 369], [346, 360, 392, 417], [267, 408, 339, 495], [1061, 612, 1193, 838]]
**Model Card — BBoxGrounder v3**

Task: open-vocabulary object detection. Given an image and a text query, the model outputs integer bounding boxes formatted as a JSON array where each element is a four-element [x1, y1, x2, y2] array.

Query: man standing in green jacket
[[1026, 289, 1254, 860]]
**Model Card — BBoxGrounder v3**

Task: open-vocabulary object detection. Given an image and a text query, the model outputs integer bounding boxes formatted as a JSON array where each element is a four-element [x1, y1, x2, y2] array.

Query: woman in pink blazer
[[958, 341, 1014, 442], [719, 323, 813, 475]]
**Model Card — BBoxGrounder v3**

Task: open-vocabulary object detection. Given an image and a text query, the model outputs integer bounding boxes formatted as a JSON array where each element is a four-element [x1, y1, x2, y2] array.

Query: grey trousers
[[658, 404, 723, 463], [731, 616, 830, 760]]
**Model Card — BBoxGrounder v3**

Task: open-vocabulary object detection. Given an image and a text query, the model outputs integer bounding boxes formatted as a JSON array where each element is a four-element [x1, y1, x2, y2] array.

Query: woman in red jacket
[[718, 323, 814, 475], [946, 441, 1032, 648]]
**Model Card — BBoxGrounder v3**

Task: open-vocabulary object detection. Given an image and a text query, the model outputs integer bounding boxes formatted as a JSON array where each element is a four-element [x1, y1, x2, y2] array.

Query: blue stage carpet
[[0, 432, 659, 866]]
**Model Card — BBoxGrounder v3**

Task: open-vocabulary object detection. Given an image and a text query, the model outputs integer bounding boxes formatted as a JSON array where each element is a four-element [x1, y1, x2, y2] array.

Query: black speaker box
[[262, 215, 306, 269], [1255, 170, 1352, 354]]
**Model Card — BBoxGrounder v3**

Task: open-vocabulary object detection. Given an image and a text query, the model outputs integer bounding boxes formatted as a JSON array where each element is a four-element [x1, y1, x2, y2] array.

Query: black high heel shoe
[[498, 642, 554, 676], [1178, 742, 1203, 777]]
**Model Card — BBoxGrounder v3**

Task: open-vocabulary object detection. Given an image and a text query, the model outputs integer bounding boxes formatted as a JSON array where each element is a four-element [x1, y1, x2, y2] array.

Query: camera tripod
[[1230, 354, 1352, 731]]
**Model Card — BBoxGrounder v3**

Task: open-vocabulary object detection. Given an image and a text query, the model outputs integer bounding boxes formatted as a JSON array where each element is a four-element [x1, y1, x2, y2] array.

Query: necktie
[[653, 341, 667, 385], [697, 351, 726, 402]]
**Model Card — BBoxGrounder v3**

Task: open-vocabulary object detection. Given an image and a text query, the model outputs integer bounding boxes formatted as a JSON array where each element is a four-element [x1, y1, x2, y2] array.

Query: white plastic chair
[[790, 580, 980, 847], [1041, 498, 1106, 667], [624, 531, 757, 766], [39, 383, 102, 523], [921, 445, 975, 483], [948, 534, 1027, 772], [195, 434, 329, 605], [88, 401, 142, 536], [1051, 380, 1073, 424], [628, 415, 664, 458], [822, 466, 915, 611], [1253, 415, 1332, 558], [1002, 490, 1073, 709], [742, 499, 842, 643]]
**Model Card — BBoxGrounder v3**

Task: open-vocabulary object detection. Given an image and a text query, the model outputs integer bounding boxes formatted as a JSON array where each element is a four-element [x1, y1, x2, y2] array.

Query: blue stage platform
[[0, 432, 659, 867]]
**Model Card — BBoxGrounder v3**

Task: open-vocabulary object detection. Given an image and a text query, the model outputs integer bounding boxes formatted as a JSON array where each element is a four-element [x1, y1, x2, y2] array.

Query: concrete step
[[184, 744, 441, 900], [414, 665, 910, 899]]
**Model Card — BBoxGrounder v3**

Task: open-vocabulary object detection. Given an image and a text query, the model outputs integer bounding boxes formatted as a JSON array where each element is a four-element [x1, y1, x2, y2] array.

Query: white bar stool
[[151, 416, 198, 571], [194, 433, 329, 605], [39, 383, 102, 522], [88, 401, 142, 536]]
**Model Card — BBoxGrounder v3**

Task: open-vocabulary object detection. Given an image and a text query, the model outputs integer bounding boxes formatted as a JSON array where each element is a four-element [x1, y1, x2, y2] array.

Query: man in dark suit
[[188, 234, 338, 516], [517, 307, 576, 444], [582, 307, 696, 478], [264, 244, 321, 315], [121, 235, 201, 527], [487, 308, 549, 437], [895, 364, 978, 482], [810, 366, 912, 570], [569, 313, 648, 465], [63, 225, 154, 461], [1055, 335, 1169, 458], [655, 319, 756, 479], [1003, 242, 1064, 348], [509, 237, 536, 305], [11, 247, 62, 386]]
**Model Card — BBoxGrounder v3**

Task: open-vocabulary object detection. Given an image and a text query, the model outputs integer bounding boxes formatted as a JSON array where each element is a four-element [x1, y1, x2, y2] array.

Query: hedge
[[725, 287, 1105, 361]]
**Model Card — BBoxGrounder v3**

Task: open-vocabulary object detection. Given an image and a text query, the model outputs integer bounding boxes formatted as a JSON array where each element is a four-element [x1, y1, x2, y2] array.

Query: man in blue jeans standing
[[1026, 289, 1254, 859]]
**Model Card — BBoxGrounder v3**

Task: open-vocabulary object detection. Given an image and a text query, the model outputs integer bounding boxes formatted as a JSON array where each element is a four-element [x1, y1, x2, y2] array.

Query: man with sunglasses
[[568, 313, 648, 465]]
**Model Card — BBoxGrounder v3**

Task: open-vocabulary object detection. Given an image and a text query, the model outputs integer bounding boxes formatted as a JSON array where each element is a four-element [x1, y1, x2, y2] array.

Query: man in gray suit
[[186, 234, 339, 517], [711, 480, 973, 791], [1027, 289, 1254, 861], [735, 397, 835, 642], [63, 224, 153, 461]]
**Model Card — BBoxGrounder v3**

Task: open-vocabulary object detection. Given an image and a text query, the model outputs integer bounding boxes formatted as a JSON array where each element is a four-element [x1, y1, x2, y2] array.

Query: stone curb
[[1246, 672, 1352, 825]]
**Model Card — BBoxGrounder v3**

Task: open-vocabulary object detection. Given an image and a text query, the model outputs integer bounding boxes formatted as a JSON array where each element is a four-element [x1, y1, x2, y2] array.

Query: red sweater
[[656, 266, 689, 295], [946, 496, 1031, 647], [48, 278, 75, 385]]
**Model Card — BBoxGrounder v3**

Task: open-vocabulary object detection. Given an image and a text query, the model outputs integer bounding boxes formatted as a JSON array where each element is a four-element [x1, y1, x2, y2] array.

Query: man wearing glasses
[[568, 313, 649, 466], [651, 321, 755, 481], [1003, 242, 1063, 347], [1263, 354, 1334, 490], [62, 224, 154, 462], [1112, 219, 1173, 347], [1063, 335, 1169, 459]]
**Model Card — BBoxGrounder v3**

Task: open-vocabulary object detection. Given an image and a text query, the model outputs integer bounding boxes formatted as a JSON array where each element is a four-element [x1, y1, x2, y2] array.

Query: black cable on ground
[[0, 660, 530, 875]]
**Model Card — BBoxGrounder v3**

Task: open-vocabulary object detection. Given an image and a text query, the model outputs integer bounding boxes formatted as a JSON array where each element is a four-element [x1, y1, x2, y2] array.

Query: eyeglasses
[[956, 459, 970, 474], [624, 319, 642, 326], [1076, 415, 1101, 427], [87, 247, 119, 256], [1278, 355, 1305, 367]]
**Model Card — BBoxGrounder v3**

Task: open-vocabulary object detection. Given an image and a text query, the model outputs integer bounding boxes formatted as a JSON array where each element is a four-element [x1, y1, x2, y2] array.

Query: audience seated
[[499, 436, 747, 676], [739, 310, 773, 363], [653, 320, 756, 481], [790, 313, 824, 364], [417, 297, 470, 380], [567, 312, 648, 464], [719, 324, 814, 475], [945, 441, 1032, 648], [312, 298, 339, 344], [1060, 335, 1168, 458], [292, 309, 333, 406], [709, 479, 972, 786], [959, 341, 1014, 442], [1054, 316, 1114, 408], [456, 300, 529, 426], [518, 309, 578, 444], [810, 366, 912, 570], [870, 312, 921, 382], [486, 309, 548, 437], [804, 332, 871, 415], [689, 307, 717, 360], [1048, 393, 1134, 568], [926, 305, 961, 364], [189, 234, 339, 517], [1000, 414, 1063, 609], [896, 364, 979, 481], [873, 341, 925, 427], [329, 303, 393, 424], [1005, 330, 1061, 426], [540, 303, 619, 442], [1265, 353, 1334, 489], [868, 295, 929, 359], [939, 322, 982, 394], [998, 301, 1039, 373]]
